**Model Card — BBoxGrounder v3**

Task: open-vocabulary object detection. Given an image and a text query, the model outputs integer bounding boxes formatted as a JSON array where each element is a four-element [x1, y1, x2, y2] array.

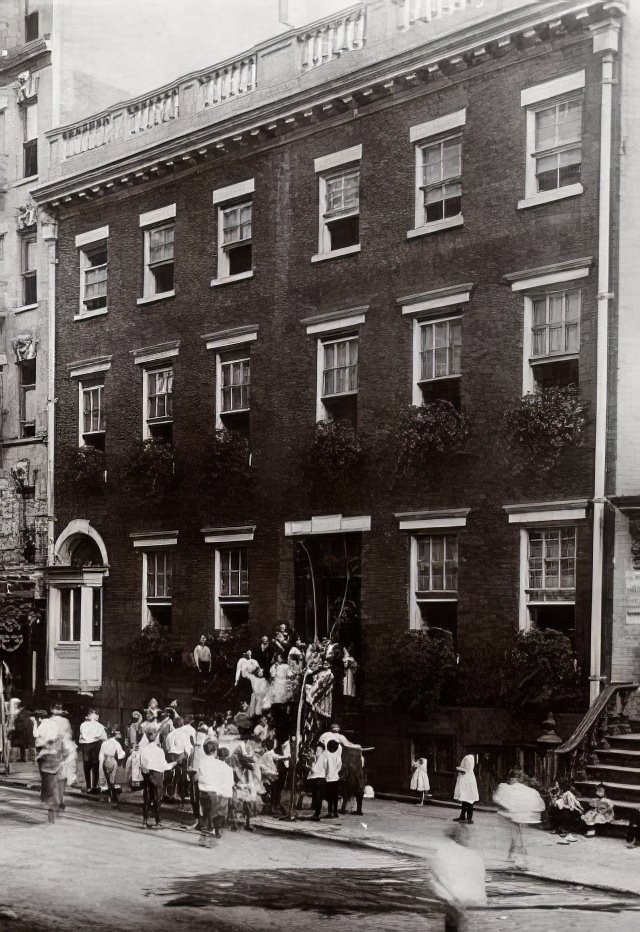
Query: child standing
[[101, 728, 126, 806], [410, 757, 431, 805], [196, 741, 234, 845], [453, 753, 479, 824]]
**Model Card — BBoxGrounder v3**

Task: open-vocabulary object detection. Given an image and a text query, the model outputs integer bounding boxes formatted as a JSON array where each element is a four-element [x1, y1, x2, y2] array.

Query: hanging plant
[[207, 429, 252, 485], [394, 402, 469, 473], [506, 384, 588, 463], [303, 420, 364, 488], [125, 440, 174, 500], [70, 445, 106, 493]]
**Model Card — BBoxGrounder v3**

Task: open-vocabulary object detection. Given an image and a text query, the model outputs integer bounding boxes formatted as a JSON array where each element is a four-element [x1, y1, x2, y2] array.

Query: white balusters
[[396, 0, 479, 31], [299, 8, 366, 72]]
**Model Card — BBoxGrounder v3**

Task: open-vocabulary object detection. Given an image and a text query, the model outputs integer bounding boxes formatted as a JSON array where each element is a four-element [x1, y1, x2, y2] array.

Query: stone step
[[586, 764, 640, 785], [576, 778, 640, 802], [604, 733, 640, 751]]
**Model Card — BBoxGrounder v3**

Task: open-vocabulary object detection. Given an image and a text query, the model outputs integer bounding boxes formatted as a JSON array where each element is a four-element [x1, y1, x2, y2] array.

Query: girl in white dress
[[410, 757, 431, 805], [453, 753, 479, 823]]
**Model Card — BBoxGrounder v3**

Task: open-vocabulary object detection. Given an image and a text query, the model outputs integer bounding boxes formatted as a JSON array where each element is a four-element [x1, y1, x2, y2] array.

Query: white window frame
[[76, 226, 109, 320], [214, 546, 249, 631], [320, 335, 359, 400], [519, 70, 585, 209], [212, 179, 255, 286], [409, 109, 466, 238], [409, 534, 459, 631], [313, 145, 362, 263], [413, 315, 462, 398], [141, 550, 173, 629], [530, 288, 581, 360], [143, 365, 173, 440], [22, 100, 38, 179], [138, 204, 176, 304], [315, 333, 359, 422], [78, 380, 105, 447], [219, 356, 250, 416], [21, 234, 37, 308]]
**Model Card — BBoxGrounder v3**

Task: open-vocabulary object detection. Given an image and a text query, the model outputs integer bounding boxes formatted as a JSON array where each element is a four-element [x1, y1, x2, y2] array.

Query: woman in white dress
[[410, 757, 431, 805], [453, 753, 479, 823]]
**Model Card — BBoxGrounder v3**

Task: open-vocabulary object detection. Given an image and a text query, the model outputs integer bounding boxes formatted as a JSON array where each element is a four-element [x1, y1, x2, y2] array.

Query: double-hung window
[[212, 180, 254, 284], [520, 71, 584, 209], [80, 382, 105, 450], [59, 588, 82, 642], [21, 235, 37, 306], [139, 204, 176, 302], [314, 146, 362, 261], [410, 530, 460, 640], [322, 337, 358, 398], [409, 110, 465, 237], [145, 366, 173, 443], [76, 226, 109, 317], [419, 318, 462, 382], [19, 358, 36, 438], [531, 290, 580, 359], [144, 551, 173, 628], [216, 547, 249, 629], [525, 525, 577, 643], [22, 101, 37, 178], [25, 8, 39, 42], [421, 136, 462, 224], [221, 358, 250, 414]]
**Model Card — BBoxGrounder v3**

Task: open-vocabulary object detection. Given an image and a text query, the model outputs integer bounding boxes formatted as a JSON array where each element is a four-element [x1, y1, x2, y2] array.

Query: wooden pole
[[286, 667, 311, 821]]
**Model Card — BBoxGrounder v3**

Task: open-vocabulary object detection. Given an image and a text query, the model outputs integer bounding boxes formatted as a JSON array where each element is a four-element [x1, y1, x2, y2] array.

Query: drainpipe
[[42, 216, 58, 566], [589, 11, 624, 704]]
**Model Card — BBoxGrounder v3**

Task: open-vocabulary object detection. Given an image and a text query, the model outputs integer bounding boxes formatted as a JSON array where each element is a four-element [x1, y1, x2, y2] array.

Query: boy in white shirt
[[100, 728, 126, 807], [196, 741, 235, 844], [310, 739, 342, 820], [140, 724, 176, 829], [78, 709, 107, 794]]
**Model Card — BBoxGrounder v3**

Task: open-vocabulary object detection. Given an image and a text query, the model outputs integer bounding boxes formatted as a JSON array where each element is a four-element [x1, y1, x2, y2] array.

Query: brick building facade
[[33, 0, 628, 792]]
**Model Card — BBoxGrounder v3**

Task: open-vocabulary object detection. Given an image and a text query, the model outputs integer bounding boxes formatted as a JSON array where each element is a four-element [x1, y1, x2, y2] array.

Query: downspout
[[589, 11, 624, 704], [42, 216, 57, 565]]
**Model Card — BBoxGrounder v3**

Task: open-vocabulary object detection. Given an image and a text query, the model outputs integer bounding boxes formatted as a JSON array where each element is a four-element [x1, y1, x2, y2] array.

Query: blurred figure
[[8, 699, 34, 762], [36, 734, 64, 823], [411, 757, 431, 805], [101, 727, 126, 807], [493, 770, 545, 869]]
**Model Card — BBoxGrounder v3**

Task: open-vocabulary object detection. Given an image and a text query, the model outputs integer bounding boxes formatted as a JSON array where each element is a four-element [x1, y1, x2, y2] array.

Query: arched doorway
[[46, 520, 108, 693]]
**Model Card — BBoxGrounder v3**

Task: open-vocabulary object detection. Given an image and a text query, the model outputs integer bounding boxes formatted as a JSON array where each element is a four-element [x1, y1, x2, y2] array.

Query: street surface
[[0, 786, 639, 932]]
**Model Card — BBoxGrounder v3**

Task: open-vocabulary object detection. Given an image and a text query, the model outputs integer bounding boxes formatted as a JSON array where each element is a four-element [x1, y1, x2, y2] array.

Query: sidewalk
[[3, 762, 639, 898]]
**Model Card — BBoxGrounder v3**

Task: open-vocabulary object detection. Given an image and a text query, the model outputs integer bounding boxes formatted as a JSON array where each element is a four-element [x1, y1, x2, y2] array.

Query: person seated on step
[[581, 782, 614, 838]]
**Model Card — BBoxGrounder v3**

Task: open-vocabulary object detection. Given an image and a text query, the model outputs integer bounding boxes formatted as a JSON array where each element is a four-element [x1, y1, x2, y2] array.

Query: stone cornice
[[32, 1, 616, 207]]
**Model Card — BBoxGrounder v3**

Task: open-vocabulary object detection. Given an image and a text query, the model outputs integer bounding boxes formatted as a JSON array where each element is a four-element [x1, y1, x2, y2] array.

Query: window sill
[[407, 215, 464, 239], [517, 183, 583, 210], [14, 302, 39, 314], [12, 175, 39, 189], [529, 353, 579, 366], [136, 290, 175, 306], [417, 374, 462, 384], [311, 244, 361, 264], [322, 391, 359, 400], [2, 435, 45, 447], [74, 308, 108, 321], [210, 270, 254, 287]]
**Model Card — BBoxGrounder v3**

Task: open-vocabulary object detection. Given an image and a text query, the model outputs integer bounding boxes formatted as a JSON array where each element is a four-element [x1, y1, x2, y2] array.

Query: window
[[212, 179, 255, 284], [420, 136, 462, 224], [322, 337, 358, 398], [520, 71, 585, 208], [419, 318, 462, 381], [216, 547, 249, 629], [533, 98, 582, 194], [139, 204, 176, 301], [80, 381, 105, 450], [417, 535, 458, 592], [527, 527, 576, 598], [413, 534, 459, 640], [81, 242, 108, 312], [145, 366, 173, 443], [60, 588, 82, 642], [526, 526, 576, 644], [25, 9, 39, 41], [19, 358, 36, 438], [144, 551, 172, 628], [91, 588, 102, 643], [531, 289, 580, 358], [23, 102, 37, 177], [314, 146, 362, 260], [21, 236, 37, 305], [220, 202, 252, 277], [221, 358, 250, 413]]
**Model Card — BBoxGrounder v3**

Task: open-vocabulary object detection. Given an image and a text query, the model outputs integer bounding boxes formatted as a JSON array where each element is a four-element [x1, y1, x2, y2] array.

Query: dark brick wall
[[53, 32, 602, 748]]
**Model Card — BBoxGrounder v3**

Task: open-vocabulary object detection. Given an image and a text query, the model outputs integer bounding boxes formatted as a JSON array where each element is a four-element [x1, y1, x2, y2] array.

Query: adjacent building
[[32, 0, 630, 792]]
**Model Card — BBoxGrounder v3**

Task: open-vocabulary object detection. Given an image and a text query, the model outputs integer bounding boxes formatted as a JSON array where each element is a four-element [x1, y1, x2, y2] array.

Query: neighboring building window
[[23, 101, 38, 177], [520, 71, 585, 207], [0, 234, 4, 263], [145, 366, 173, 443], [216, 547, 248, 629], [419, 136, 462, 224], [219, 202, 252, 277], [80, 381, 105, 450], [25, 9, 39, 41], [146, 224, 174, 295], [533, 98, 582, 193], [313, 146, 362, 260], [414, 534, 458, 640], [221, 357, 250, 414], [19, 358, 36, 438], [21, 235, 37, 305], [80, 241, 108, 313], [59, 588, 82, 642], [526, 526, 576, 643], [531, 289, 580, 358], [144, 551, 172, 628]]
